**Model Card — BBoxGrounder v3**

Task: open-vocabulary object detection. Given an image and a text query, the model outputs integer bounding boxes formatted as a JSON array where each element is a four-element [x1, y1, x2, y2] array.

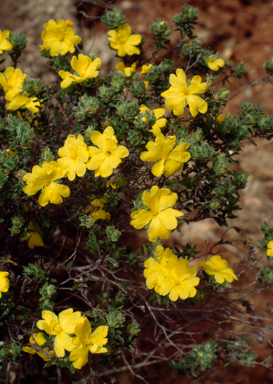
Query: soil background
[[1, 0, 273, 383]]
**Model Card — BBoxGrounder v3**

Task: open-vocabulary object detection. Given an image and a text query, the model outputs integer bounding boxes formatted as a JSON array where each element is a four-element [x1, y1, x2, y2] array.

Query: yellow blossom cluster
[[108, 24, 142, 57], [144, 246, 200, 301], [23, 222, 44, 249], [22, 308, 108, 369], [0, 67, 40, 114], [144, 249, 239, 300], [59, 54, 102, 88], [41, 19, 82, 56], [130, 186, 183, 242], [90, 198, 111, 220], [140, 133, 191, 178], [161, 68, 208, 117], [22, 129, 129, 207], [198, 255, 238, 284], [116, 61, 136, 77]]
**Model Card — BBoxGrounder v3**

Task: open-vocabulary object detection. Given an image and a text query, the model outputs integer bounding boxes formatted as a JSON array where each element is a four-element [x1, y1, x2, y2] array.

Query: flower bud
[[9, 216, 24, 236], [212, 154, 229, 175], [127, 321, 140, 336], [40, 147, 55, 163], [106, 226, 121, 242], [75, 94, 100, 121], [101, 9, 125, 29], [116, 100, 139, 122]]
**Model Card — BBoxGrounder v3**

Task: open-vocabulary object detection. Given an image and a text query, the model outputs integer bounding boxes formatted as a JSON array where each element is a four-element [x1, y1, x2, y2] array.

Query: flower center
[[44, 179, 50, 185], [54, 325, 62, 333], [208, 58, 213, 62], [175, 279, 180, 285], [182, 88, 188, 95], [103, 149, 110, 155], [84, 338, 90, 345], [7, 83, 13, 88], [58, 34, 64, 41], [214, 266, 220, 271], [152, 209, 158, 216], [70, 153, 76, 159], [80, 73, 85, 78], [120, 37, 126, 43], [162, 154, 168, 160]]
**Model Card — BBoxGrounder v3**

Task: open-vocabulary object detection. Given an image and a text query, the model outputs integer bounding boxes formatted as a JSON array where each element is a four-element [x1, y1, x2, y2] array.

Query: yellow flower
[[5, 94, 41, 114], [0, 272, 10, 298], [59, 54, 101, 88], [90, 198, 111, 220], [108, 24, 141, 57], [144, 81, 149, 89], [266, 241, 273, 257], [41, 19, 82, 56], [37, 309, 82, 358], [23, 222, 44, 249], [22, 332, 55, 361], [6, 149, 16, 157], [0, 67, 26, 100], [144, 246, 177, 295], [69, 316, 108, 369], [161, 68, 208, 117], [144, 246, 200, 301], [57, 134, 89, 180], [22, 161, 70, 207], [86, 126, 129, 178], [116, 61, 136, 77], [198, 255, 238, 284], [106, 181, 117, 189], [141, 64, 152, 74], [165, 257, 199, 301], [207, 57, 225, 71], [216, 114, 224, 124], [0, 30, 13, 54], [138, 104, 167, 136], [130, 186, 184, 242], [140, 133, 191, 177]]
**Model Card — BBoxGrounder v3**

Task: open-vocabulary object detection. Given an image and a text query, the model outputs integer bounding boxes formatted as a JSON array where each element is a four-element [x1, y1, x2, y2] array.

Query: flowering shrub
[[1, 4, 273, 383]]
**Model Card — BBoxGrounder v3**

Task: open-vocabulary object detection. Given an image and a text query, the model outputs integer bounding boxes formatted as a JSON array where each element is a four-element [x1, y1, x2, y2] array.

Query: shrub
[[1, 4, 273, 383]]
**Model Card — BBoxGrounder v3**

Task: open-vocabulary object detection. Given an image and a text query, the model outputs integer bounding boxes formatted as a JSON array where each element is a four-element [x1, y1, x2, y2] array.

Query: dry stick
[[78, 0, 115, 9], [5, 361, 11, 384], [228, 76, 272, 101], [120, 350, 150, 384], [96, 359, 164, 378], [141, 294, 185, 355], [57, 365, 62, 384]]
